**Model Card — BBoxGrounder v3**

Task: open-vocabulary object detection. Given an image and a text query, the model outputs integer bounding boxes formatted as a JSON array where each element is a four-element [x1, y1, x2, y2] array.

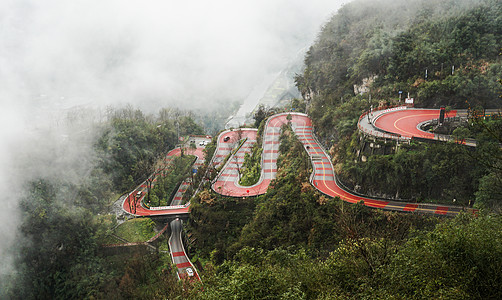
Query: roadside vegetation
[[191, 213, 502, 299], [238, 145, 262, 186], [148, 154, 196, 207], [113, 218, 156, 243], [238, 116, 266, 186]]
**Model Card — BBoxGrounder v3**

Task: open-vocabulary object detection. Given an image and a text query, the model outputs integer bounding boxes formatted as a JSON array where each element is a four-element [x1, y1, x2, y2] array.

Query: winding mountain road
[[374, 108, 456, 139], [212, 111, 474, 216], [121, 144, 207, 281], [121, 107, 476, 283], [121, 147, 198, 217]]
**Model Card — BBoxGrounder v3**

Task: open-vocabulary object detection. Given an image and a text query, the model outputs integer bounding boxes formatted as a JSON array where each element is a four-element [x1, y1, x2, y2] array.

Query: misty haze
[[1, 0, 501, 298]]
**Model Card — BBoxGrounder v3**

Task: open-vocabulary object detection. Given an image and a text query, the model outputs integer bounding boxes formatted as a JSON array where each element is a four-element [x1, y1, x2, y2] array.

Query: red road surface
[[212, 114, 308, 196], [212, 112, 470, 216], [122, 147, 205, 217], [374, 108, 457, 138]]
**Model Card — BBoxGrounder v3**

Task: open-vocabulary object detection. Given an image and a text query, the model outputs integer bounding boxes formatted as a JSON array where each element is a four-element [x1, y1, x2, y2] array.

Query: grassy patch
[[114, 218, 156, 243]]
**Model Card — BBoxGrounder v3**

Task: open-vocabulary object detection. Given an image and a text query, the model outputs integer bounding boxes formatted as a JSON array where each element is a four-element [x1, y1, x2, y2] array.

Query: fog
[[1, 0, 342, 112], [0, 0, 343, 287]]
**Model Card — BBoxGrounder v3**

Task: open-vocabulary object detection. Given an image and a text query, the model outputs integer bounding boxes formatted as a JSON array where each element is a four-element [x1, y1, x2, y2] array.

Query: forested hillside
[[296, 0, 501, 109], [296, 0, 502, 211]]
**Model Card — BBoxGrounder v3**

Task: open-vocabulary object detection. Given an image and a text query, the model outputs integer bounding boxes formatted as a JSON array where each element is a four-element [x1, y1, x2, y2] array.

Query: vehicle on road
[[223, 136, 230, 142], [186, 267, 194, 277]]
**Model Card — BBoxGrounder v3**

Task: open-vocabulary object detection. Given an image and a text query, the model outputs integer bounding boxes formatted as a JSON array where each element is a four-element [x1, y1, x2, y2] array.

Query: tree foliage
[[191, 213, 502, 299], [344, 141, 484, 205], [96, 106, 203, 192], [297, 0, 502, 109], [148, 155, 195, 206]]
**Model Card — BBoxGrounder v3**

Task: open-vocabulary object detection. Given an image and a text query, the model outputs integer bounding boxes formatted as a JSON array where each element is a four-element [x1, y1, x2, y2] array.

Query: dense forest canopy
[[297, 0, 501, 109]]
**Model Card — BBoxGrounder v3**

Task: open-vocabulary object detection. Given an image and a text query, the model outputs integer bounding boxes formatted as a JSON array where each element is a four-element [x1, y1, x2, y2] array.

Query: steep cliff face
[[226, 51, 303, 128]]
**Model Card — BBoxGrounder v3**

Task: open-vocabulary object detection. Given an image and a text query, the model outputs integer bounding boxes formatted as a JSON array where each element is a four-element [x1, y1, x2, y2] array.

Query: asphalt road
[[120, 109, 478, 284], [168, 218, 200, 281], [212, 112, 473, 216], [121, 146, 207, 217]]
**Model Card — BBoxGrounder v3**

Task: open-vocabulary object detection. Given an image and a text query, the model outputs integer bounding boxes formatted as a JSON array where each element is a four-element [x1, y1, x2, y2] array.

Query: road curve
[[121, 144, 206, 281], [213, 112, 472, 216], [121, 147, 205, 217], [373, 108, 457, 139], [212, 114, 307, 197], [357, 106, 478, 147]]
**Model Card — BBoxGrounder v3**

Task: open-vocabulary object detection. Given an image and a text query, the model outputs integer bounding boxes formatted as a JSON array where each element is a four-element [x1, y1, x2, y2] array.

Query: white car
[[186, 267, 194, 277]]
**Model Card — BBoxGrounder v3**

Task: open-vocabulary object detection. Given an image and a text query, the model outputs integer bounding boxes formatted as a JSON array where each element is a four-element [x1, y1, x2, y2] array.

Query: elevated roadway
[[213, 112, 473, 216], [357, 106, 478, 146], [374, 108, 457, 139], [120, 109, 478, 284], [121, 143, 208, 281]]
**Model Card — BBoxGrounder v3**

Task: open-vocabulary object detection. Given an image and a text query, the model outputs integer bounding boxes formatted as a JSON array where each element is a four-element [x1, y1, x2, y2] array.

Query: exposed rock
[[353, 75, 377, 95]]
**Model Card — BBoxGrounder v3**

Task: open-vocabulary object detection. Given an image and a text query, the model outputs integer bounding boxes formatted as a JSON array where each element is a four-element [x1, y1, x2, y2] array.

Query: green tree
[[253, 105, 268, 128], [384, 214, 502, 299]]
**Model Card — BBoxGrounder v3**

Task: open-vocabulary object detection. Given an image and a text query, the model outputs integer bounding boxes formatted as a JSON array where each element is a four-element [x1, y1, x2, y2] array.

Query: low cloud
[[1, 0, 341, 111]]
